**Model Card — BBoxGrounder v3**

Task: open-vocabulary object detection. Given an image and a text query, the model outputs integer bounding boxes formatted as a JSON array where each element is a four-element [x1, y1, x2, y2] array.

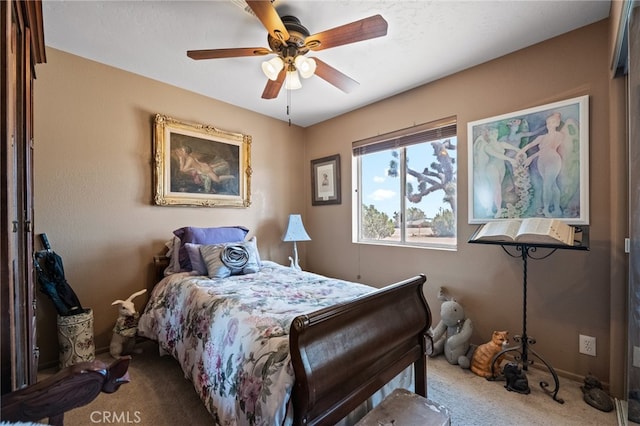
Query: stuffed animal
[[428, 286, 474, 368], [110, 289, 147, 358]]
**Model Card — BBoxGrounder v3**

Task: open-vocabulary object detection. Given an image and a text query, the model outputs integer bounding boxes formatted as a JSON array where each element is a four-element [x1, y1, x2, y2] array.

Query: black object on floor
[[581, 374, 613, 412]]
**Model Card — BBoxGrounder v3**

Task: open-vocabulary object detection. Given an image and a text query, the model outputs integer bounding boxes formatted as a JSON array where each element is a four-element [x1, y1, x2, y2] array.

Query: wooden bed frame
[[289, 274, 431, 425], [152, 257, 432, 426]]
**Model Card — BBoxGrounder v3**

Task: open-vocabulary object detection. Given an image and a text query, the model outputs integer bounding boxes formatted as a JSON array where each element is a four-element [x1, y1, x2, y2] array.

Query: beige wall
[[34, 18, 626, 396], [34, 49, 306, 365], [305, 19, 624, 392]]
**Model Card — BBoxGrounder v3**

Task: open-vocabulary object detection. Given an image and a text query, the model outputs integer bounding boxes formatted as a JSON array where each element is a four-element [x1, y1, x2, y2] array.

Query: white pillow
[[163, 236, 182, 276]]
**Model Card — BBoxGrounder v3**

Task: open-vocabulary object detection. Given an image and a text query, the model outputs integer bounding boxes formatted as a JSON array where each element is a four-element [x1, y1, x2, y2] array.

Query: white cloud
[[373, 166, 391, 183], [369, 189, 396, 201]]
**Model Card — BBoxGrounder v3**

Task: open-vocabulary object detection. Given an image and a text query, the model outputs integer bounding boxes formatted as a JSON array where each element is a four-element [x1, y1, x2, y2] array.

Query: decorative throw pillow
[[199, 244, 230, 278], [241, 237, 261, 273], [200, 238, 260, 278], [173, 226, 249, 272], [184, 243, 208, 275]]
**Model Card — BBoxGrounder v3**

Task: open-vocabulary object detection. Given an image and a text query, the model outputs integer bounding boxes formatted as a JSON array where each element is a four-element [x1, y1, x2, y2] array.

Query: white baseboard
[[616, 398, 628, 426]]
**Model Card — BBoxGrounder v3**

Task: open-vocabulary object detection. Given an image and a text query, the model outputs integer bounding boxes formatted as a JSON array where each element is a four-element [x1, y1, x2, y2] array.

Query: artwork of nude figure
[[169, 133, 239, 195], [473, 127, 518, 218], [520, 112, 581, 218], [471, 99, 583, 221]]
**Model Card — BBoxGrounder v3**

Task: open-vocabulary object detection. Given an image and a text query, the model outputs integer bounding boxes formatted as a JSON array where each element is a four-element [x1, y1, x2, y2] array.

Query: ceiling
[[42, 1, 611, 128]]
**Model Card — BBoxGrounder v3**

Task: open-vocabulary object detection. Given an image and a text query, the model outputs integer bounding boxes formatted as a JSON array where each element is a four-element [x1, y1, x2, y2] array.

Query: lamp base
[[288, 256, 302, 271], [289, 241, 302, 270]]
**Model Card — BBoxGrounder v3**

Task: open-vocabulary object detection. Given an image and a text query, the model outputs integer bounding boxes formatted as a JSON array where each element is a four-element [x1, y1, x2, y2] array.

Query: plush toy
[[110, 289, 147, 358], [428, 286, 474, 368]]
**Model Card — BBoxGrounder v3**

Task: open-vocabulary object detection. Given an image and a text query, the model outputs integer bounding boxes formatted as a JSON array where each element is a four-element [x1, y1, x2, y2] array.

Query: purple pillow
[[173, 226, 249, 272]]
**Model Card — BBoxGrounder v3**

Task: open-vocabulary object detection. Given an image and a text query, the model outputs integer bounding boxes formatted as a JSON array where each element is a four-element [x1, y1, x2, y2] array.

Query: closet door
[[0, 0, 45, 394], [628, 3, 640, 423]]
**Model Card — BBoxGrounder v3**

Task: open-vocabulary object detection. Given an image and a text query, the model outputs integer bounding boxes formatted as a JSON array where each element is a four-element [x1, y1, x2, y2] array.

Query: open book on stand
[[471, 218, 576, 246]]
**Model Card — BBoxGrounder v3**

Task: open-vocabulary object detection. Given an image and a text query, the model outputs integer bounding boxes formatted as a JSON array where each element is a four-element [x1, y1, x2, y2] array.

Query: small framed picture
[[311, 154, 341, 206]]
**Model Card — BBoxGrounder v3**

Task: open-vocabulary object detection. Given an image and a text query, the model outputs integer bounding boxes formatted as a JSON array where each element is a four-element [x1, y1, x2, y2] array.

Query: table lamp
[[282, 214, 311, 270]]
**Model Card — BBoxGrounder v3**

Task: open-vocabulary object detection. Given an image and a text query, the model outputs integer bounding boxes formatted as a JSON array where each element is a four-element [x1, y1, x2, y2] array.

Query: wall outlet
[[579, 334, 596, 356], [634, 346, 640, 368]]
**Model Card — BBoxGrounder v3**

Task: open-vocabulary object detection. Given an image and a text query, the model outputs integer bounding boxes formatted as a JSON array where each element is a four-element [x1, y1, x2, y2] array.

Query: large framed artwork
[[311, 154, 341, 206], [153, 114, 251, 207], [468, 95, 589, 224]]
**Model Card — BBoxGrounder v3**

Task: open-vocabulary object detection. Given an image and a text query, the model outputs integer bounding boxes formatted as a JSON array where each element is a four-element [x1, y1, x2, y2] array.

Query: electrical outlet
[[633, 346, 640, 368], [579, 334, 596, 356]]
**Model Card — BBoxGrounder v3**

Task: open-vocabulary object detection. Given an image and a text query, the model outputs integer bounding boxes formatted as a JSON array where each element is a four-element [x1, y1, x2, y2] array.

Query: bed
[[138, 227, 432, 426]]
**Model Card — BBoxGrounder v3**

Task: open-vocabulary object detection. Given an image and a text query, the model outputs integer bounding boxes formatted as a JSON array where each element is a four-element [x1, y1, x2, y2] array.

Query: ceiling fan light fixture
[[294, 55, 316, 79], [285, 69, 302, 90], [261, 56, 284, 80]]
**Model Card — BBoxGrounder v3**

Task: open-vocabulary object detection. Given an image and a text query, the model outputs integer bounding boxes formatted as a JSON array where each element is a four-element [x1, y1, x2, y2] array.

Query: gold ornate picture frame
[[153, 114, 251, 207]]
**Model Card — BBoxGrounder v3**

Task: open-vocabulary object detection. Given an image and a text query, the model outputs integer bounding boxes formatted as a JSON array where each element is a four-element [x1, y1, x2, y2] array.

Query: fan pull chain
[[287, 87, 292, 126]]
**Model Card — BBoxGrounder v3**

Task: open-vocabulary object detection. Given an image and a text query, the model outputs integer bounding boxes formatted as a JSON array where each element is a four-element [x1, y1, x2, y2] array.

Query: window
[[352, 117, 457, 249]]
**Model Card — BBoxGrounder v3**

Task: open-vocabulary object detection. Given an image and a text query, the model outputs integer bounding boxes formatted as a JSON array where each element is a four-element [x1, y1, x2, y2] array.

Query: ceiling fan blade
[[187, 47, 271, 60], [261, 68, 286, 99], [246, 0, 290, 44], [305, 14, 388, 51], [312, 58, 359, 93]]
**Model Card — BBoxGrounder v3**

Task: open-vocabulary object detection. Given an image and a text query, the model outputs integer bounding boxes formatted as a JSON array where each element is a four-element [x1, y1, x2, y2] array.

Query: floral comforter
[[138, 261, 374, 426]]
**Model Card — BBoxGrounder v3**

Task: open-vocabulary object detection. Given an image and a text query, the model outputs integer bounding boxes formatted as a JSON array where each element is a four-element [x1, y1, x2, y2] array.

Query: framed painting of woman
[[467, 96, 589, 225], [153, 114, 251, 207]]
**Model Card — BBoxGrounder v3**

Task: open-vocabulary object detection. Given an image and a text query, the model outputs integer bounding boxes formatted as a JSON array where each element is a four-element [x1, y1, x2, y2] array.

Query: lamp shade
[[285, 69, 302, 90], [282, 214, 311, 242], [261, 56, 284, 80], [294, 55, 317, 79]]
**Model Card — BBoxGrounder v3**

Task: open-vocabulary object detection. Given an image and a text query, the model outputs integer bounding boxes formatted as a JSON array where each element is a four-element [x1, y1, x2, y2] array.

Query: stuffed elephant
[[428, 286, 474, 368]]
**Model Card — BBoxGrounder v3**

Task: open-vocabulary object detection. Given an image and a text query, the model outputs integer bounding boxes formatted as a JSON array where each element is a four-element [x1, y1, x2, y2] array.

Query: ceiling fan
[[187, 0, 388, 100]]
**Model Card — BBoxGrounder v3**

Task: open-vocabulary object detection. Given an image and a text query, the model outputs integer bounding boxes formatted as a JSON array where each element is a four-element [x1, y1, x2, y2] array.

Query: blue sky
[[360, 139, 457, 220]]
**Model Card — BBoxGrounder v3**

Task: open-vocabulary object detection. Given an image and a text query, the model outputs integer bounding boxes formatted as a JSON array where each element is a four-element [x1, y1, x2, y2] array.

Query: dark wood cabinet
[[1, 0, 45, 394]]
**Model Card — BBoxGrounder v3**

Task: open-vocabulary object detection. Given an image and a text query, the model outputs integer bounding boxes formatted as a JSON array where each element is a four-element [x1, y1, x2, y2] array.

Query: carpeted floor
[[40, 341, 213, 425], [426, 355, 618, 426], [43, 340, 622, 425]]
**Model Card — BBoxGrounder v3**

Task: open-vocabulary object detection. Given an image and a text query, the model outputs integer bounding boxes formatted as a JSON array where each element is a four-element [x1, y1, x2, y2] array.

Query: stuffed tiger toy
[[470, 330, 509, 378]]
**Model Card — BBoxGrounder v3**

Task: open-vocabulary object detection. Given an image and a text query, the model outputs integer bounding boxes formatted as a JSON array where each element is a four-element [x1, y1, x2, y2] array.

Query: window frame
[[352, 117, 457, 250]]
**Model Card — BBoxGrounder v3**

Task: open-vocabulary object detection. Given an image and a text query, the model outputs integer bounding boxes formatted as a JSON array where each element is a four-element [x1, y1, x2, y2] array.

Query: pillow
[[200, 238, 260, 278], [173, 226, 249, 272], [184, 243, 208, 275], [163, 236, 182, 276], [248, 236, 262, 267], [199, 244, 229, 278], [242, 237, 261, 273]]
